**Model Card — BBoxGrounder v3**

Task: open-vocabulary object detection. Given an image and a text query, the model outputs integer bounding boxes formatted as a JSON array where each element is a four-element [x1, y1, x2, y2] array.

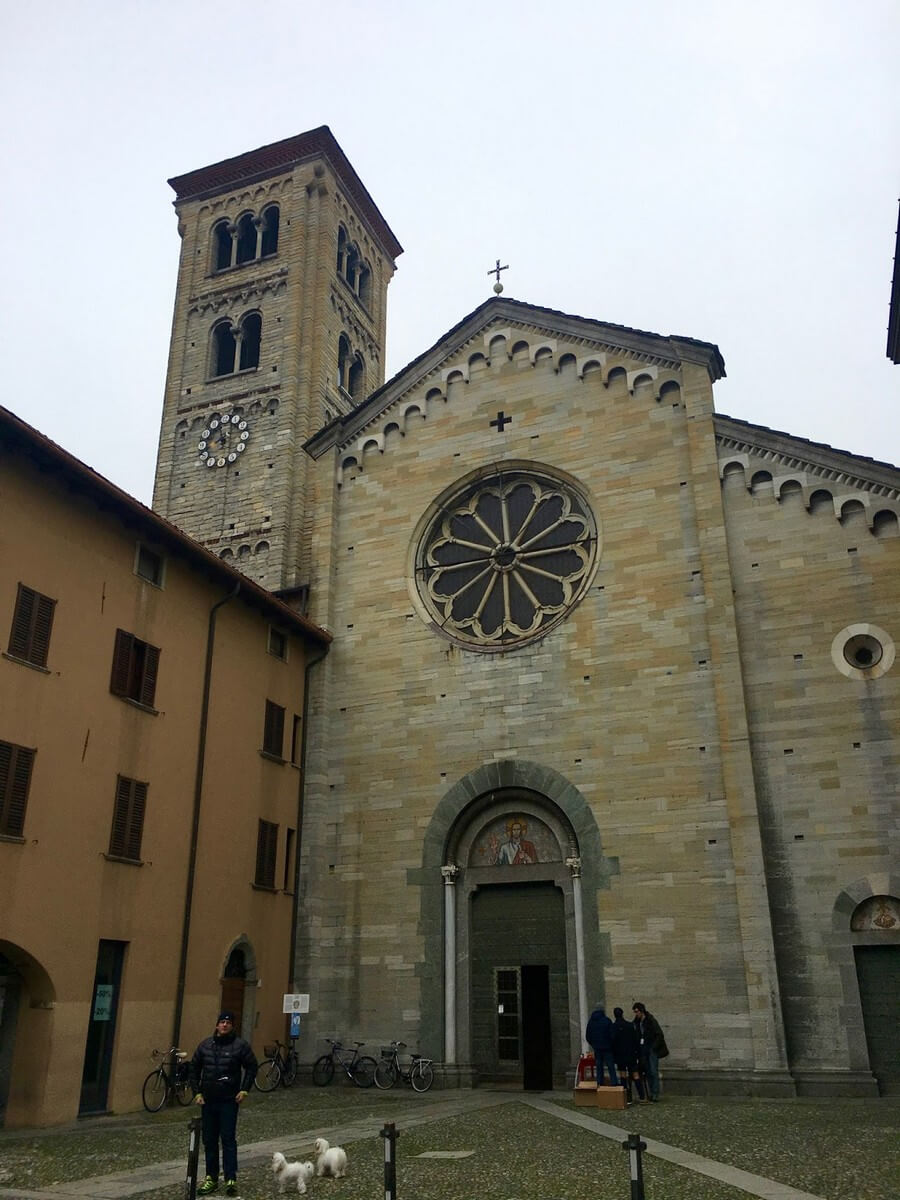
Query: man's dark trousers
[[201, 1098, 239, 1181]]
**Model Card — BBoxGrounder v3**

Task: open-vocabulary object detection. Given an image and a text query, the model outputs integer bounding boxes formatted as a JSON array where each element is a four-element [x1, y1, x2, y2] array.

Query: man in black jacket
[[611, 1007, 643, 1103], [190, 1011, 258, 1196], [585, 1003, 619, 1086], [632, 1001, 668, 1102]]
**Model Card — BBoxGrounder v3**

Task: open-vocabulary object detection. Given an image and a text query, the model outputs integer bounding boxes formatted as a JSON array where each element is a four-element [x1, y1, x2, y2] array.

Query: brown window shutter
[[255, 819, 278, 887], [140, 644, 160, 708], [127, 780, 148, 860], [110, 630, 134, 696], [32, 593, 56, 667], [109, 775, 131, 857], [0, 743, 35, 838], [264, 700, 285, 756], [8, 584, 36, 660]]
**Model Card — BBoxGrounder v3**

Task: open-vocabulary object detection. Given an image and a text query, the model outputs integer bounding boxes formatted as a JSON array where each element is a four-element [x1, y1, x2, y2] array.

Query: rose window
[[414, 468, 598, 651]]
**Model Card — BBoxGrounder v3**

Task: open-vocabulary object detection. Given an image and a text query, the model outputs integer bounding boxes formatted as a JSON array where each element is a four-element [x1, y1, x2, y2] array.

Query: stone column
[[566, 855, 589, 1049], [441, 864, 459, 1063]]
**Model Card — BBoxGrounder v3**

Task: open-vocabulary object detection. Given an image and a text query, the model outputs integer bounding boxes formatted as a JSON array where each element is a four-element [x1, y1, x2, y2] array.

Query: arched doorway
[[851, 895, 900, 1094], [0, 942, 55, 1128], [426, 763, 616, 1088], [219, 939, 258, 1042]]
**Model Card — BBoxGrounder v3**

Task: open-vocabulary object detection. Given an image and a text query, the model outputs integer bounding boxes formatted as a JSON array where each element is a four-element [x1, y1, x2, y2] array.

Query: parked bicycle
[[374, 1040, 435, 1092], [254, 1038, 299, 1092], [312, 1038, 377, 1088], [142, 1047, 193, 1111]]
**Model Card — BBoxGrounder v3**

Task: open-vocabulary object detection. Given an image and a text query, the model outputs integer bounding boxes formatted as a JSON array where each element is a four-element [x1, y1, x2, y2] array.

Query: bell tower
[[152, 127, 402, 590]]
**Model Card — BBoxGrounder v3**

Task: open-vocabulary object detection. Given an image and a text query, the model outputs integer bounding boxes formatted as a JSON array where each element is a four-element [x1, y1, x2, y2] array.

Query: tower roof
[[168, 126, 403, 261]]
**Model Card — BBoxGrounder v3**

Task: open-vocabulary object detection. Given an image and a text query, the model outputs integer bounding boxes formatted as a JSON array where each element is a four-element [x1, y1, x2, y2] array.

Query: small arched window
[[235, 213, 257, 265], [212, 220, 233, 272], [260, 205, 279, 257], [346, 245, 359, 290], [211, 321, 236, 377], [337, 334, 351, 391], [358, 262, 372, 307], [336, 226, 347, 275], [239, 312, 262, 370], [348, 353, 364, 399]]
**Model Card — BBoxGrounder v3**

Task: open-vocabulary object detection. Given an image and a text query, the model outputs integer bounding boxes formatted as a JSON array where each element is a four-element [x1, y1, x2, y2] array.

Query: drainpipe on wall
[[172, 583, 241, 1052], [287, 642, 330, 992]]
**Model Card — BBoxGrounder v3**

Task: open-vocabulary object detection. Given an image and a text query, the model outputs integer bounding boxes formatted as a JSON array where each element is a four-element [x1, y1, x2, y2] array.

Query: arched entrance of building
[[422, 761, 617, 1089], [0, 941, 55, 1128], [219, 939, 258, 1043]]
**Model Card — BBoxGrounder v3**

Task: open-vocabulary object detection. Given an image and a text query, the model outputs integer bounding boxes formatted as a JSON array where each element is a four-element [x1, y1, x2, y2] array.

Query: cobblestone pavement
[[0, 1087, 897, 1200]]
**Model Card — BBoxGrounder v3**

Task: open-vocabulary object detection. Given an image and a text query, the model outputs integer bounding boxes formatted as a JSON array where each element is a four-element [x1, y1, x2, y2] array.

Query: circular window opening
[[843, 635, 883, 670], [412, 466, 599, 652]]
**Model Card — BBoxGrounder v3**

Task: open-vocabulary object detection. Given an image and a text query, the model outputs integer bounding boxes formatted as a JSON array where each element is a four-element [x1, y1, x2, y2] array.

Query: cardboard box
[[595, 1085, 627, 1110], [573, 1082, 597, 1106]]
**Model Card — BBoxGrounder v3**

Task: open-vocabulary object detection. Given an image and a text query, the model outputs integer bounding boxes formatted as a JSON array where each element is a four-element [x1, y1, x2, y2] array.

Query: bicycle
[[374, 1040, 435, 1092], [254, 1038, 299, 1092], [311, 1038, 377, 1088], [142, 1047, 193, 1111]]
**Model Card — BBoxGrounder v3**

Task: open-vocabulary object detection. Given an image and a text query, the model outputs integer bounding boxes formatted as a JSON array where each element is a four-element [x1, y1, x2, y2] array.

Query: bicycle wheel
[[142, 1068, 168, 1112], [410, 1060, 435, 1092], [175, 1073, 194, 1105], [312, 1054, 335, 1086], [351, 1055, 377, 1088], [374, 1058, 400, 1089], [280, 1053, 298, 1087], [254, 1058, 281, 1092]]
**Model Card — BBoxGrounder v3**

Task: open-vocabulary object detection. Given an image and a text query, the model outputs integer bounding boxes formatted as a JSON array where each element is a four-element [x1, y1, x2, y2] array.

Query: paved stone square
[[0, 1087, 897, 1200]]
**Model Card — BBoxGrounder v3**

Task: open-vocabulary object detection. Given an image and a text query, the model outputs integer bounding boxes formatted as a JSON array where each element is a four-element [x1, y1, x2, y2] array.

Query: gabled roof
[[0, 405, 331, 645], [168, 126, 403, 262], [305, 295, 726, 458]]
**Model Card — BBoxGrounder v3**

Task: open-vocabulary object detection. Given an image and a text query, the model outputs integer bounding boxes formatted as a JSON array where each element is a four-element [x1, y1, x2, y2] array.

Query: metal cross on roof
[[488, 259, 509, 294]]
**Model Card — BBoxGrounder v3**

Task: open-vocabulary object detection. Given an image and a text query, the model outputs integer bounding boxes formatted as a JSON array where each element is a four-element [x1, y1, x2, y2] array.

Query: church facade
[[153, 129, 900, 1097]]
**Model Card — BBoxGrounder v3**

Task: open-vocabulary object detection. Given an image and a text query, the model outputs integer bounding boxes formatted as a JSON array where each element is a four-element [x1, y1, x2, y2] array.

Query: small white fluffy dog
[[272, 1151, 315, 1194], [314, 1137, 348, 1179]]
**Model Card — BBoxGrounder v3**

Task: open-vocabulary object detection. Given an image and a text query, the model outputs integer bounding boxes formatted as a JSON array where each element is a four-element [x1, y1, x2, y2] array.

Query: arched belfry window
[[348, 352, 364, 399], [411, 465, 600, 651], [212, 220, 233, 272], [260, 205, 279, 257], [359, 262, 372, 307], [211, 320, 237, 377], [336, 225, 348, 276], [235, 213, 257, 265], [239, 312, 262, 370], [337, 333, 351, 392]]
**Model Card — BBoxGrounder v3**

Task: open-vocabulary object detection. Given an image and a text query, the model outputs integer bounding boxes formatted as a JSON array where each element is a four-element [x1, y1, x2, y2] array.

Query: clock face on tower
[[198, 410, 251, 469]]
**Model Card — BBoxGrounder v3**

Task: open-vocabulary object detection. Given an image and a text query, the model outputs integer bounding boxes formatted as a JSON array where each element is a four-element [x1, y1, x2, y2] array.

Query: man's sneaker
[[224, 1182, 238, 1197], [197, 1179, 218, 1195]]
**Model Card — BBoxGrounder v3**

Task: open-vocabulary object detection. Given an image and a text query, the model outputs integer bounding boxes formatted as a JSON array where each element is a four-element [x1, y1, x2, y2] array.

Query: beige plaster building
[[0, 405, 330, 1127], [151, 128, 900, 1099]]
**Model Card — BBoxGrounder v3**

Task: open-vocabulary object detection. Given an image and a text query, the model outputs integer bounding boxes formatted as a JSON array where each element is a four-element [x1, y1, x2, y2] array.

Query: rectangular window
[[7, 583, 56, 668], [0, 740, 36, 838], [110, 630, 160, 708], [108, 775, 148, 861], [255, 819, 278, 888], [135, 544, 165, 587], [290, 714, 302, 765], [262, 699, 285, 758], [283, 826, 296, 892], [268, 627, 287, 660]]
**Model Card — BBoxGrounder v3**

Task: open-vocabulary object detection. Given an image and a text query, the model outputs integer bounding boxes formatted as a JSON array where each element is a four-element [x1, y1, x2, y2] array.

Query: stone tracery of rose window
[[416, 469, 598, 650]]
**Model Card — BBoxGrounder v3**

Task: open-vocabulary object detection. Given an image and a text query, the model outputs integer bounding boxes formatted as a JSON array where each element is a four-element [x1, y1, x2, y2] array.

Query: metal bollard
[[185, 1115, 201, 1200], [380, 1121, 400, 1200], [622, 1131, 647, 1200]]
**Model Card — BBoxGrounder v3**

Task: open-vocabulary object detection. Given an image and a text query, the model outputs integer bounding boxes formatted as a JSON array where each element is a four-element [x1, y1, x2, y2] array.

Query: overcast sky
[[2, 0, 898, 505]]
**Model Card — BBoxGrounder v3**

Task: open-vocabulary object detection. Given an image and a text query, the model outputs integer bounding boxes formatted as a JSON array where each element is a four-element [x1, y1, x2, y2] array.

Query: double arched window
[[337, 333, 365, 400], [336, 225, 372, 307], [211, 204, 280, 273], [210, 312, 262, 377]]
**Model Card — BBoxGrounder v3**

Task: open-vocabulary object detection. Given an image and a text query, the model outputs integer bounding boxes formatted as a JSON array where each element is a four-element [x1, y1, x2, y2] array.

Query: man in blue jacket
[[585, 1003, 619, 1086], [190, 1011, 258, 1196]]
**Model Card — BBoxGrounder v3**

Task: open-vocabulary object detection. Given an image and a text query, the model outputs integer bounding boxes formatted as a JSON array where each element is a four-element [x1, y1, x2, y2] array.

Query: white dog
[[314, 1137, 348, 1179], [272, 1151, 315, 1194]]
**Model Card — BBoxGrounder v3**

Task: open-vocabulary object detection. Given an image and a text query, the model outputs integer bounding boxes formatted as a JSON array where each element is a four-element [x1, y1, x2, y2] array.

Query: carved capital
[[565, 855, 582, 878], [441, 863, 459, 884]]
